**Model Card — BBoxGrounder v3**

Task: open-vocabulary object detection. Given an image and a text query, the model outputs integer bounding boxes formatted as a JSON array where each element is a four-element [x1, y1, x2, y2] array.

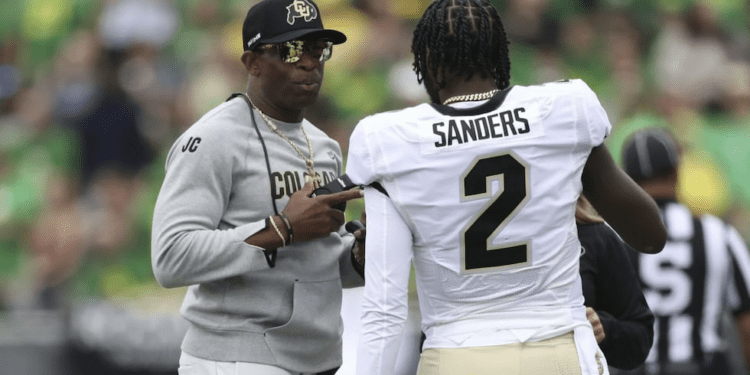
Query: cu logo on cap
[[286, 0, 317, 25]]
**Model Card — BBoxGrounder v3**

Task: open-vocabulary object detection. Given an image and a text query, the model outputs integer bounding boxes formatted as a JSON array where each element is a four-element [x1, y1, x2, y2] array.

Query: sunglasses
[[259, 39, 334, 63]]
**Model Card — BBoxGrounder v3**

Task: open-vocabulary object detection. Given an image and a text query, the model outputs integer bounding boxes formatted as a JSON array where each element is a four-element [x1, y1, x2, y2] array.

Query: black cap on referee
[[621, 128, 681, 183]]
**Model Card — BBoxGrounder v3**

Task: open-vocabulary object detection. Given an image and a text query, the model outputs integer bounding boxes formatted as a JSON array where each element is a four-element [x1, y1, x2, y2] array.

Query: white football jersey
[[347, 79, 612, 374]]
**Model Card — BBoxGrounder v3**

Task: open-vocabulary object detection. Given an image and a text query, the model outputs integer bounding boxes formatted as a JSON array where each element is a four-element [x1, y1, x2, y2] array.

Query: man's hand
[[349, 222, 365, 267], [282, 182, 363, 242], [587, 306, 606, 343], [346, 220, 365, 277]]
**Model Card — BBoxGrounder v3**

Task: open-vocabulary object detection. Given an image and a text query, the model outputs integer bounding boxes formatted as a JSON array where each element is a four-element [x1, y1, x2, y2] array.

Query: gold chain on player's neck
[[246, 95, 321, 188], [442, 89, 499, 105]]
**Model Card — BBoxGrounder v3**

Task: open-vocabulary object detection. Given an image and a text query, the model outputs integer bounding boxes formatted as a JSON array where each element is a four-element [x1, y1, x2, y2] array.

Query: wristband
[[279, 213, 294, 245], [269, 216, 286, 248]]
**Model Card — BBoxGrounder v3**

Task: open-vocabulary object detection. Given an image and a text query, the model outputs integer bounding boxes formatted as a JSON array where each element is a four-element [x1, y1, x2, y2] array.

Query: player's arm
[[582, 144, 666, 254], [356, 186, 413, 375]]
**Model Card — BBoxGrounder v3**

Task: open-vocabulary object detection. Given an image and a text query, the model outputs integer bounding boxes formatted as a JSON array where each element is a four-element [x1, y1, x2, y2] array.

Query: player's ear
[[241, 50, 261, 76]]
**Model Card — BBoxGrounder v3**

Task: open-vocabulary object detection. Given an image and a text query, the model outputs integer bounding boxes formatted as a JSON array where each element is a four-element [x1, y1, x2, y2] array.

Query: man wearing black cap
[[622, 128, 750, 375], [151, 1, 365, 374]]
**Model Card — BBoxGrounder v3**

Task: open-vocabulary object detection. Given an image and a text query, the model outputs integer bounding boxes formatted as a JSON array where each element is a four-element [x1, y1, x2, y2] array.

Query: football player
[[345, 1, 666, 374]]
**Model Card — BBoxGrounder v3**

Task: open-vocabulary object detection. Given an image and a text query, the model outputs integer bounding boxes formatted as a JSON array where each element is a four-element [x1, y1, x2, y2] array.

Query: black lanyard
[[227, 92, 278, 267]]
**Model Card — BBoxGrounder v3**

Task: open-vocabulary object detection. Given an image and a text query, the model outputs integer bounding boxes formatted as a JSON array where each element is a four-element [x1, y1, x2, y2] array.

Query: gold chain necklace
[[442, 89, 499, 105], [249, 97, 321, 188]]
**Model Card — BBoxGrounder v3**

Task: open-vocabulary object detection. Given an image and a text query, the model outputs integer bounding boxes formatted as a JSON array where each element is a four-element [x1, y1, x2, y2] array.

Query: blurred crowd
[[0, 0, 748, 373]]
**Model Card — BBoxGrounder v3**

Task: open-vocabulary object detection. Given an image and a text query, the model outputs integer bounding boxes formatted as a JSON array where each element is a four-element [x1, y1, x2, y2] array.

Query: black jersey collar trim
[[429, 86, 513, 116]]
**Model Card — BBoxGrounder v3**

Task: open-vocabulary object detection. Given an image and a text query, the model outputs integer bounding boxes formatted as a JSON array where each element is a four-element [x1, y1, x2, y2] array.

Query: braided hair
[[412, 0, 511, 102]]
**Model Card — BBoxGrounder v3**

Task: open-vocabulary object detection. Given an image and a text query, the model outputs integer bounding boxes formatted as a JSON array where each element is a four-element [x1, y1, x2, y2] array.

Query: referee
[[622, 128, 750, 375]]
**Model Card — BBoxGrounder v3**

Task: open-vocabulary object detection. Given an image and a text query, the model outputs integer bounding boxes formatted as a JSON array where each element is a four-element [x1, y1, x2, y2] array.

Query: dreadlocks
[[412, 0, 511, 101]]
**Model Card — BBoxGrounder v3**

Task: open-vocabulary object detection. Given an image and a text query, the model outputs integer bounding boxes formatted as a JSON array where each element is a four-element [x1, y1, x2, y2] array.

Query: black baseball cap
[[242, 0, 347, 51], [622, 128, 680, 182]]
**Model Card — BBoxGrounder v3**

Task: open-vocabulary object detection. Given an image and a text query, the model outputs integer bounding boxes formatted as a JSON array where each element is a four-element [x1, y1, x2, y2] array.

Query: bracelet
[[278, 213, 294, 245], [269, 216, 286, 248]]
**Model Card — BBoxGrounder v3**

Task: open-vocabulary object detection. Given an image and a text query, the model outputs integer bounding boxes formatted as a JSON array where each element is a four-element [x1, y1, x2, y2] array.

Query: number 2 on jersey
[[461, 153, 530, 274]]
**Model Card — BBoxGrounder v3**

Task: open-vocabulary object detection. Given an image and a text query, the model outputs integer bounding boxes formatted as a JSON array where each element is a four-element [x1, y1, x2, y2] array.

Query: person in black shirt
[[576, 195, 655, 371]]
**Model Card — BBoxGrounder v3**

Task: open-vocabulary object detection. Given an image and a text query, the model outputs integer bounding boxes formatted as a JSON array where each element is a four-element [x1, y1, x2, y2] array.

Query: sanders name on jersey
[[432, 107, 530, 148]]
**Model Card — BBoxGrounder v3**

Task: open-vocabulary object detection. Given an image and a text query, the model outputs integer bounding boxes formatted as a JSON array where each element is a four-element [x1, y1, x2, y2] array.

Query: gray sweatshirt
[[151, 96, 364, 373]]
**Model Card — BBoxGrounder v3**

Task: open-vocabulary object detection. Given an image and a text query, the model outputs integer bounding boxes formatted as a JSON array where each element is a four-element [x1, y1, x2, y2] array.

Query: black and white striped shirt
[[629, 199, 750, 373]]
